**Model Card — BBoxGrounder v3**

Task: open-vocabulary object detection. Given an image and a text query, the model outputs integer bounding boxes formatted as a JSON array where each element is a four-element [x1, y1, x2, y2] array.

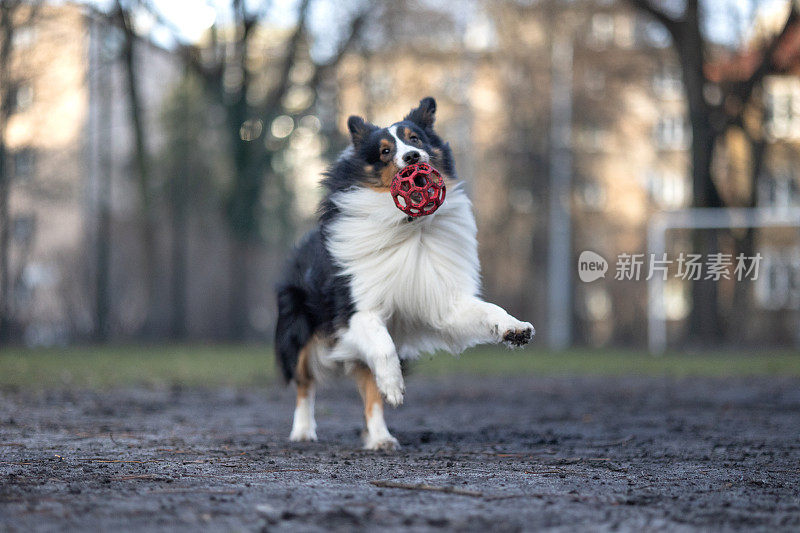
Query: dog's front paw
[[379, 380, 405, 407], [364, 434, 400, 451], [375, 363, 405, 406], [502, 322, 535, 347]]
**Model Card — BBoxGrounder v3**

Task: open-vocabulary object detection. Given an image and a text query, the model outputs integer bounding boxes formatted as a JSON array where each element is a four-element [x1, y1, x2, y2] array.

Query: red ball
[[390, 162, 446, 218]]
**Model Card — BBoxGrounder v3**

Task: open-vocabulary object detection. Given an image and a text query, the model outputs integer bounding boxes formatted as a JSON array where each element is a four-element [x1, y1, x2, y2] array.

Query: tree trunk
[[169, 167, 188, 340], [94, 53, 113, 342], [0, 7, 14, 343], [119, 7, 158, 337], [675, 6, 724, 345], [229, 238, 249, 340], [728, 132, 766, 342], [95, 193, 111, 341], [688, 122, 724, 343], [0, 129, 10, 343]]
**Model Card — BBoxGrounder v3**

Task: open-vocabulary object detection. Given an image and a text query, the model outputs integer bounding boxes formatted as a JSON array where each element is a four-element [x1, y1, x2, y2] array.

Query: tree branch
[[261, 0, 311, 114], [311, 9, 367, 85], [734, 5, 799, 106], [136, 0, 222, 83], [626, 0, 680, 39]]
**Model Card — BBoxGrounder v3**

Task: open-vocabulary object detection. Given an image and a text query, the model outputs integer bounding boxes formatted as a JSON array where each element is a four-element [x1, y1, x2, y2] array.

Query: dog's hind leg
[[353, 363, 399, 451], [289, 342, 317, 442]]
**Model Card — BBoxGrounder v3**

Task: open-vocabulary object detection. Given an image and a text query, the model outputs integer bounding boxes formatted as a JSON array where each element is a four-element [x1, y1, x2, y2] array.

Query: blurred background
[[1, 0, 800, 356]]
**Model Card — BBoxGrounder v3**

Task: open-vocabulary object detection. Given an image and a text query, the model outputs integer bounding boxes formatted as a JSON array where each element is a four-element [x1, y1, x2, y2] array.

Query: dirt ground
[[1, 375, 799, 532]]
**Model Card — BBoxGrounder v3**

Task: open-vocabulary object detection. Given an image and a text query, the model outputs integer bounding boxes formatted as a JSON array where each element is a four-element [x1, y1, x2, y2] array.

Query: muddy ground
[[1, 375, 799, 532]]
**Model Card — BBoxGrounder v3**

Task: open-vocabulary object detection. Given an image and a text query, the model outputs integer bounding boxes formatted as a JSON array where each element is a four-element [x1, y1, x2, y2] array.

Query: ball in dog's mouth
[[390, 162, 446, 218]]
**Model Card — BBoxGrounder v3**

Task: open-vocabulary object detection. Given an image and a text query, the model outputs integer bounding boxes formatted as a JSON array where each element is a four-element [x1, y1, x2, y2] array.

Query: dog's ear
[[404, 97, 436, 130], [347, 115, 376, 148]]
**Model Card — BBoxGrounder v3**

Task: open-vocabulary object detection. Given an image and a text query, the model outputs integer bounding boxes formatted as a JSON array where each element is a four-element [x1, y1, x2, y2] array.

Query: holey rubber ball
[[390, 162, 446, 218]]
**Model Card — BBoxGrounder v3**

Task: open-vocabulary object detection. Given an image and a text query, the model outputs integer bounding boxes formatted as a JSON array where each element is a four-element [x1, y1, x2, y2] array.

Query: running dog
[[275, 97, 534, 450]]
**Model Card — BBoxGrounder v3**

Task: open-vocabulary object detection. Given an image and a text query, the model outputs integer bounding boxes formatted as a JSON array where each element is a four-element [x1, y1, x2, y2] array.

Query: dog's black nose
[[403, 151, 420, 165]]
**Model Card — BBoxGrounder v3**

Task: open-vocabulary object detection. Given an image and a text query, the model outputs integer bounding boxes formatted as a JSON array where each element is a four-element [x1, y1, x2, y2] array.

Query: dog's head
[[346, 97, 454, 189]]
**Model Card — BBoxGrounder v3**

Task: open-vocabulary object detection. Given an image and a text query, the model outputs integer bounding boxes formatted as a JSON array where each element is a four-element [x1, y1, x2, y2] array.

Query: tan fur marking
[[430, 147, 445, 169], [360, 140, 397, 190], [364, 161, 398, 190], [296, 382, 310, 405], [295, 339, 313, 403], [296, 341, 312, 384], [353, 364, 382, 423], [379, 164, 398, 188]]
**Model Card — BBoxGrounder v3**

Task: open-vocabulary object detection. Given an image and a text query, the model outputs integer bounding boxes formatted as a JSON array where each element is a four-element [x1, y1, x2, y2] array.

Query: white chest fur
[[326, 185, 481, 327]]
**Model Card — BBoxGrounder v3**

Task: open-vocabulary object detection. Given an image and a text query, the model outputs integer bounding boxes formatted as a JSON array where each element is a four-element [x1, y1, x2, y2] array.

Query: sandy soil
[[2, 375, 799, 531]]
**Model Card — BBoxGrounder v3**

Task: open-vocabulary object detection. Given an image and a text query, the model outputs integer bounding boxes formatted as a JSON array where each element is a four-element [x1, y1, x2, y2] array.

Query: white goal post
[[647, 207, 800, 354]]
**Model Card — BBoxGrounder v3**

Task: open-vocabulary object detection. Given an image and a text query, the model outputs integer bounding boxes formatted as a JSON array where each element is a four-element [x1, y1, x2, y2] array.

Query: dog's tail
[[274, 283, 313, 383]]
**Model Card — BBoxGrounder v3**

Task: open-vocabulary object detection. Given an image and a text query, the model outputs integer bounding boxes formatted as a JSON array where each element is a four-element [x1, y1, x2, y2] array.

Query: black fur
[[275, 230, 354, 382], [274, 97, 456, 383], [404, 96, 437, 130]]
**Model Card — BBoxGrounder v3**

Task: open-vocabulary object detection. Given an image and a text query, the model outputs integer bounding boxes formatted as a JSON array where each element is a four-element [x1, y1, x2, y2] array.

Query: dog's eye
[[410, 135, 419, 142], [381, 148, 391, 155]]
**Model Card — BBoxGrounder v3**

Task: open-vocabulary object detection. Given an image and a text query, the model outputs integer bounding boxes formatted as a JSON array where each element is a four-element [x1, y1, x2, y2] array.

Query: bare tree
[[113, 0, 160, 337], [628, 0, 799, 343], [0, 1, 40, 343], [142, 0, 369, 338], [158, 71, 216, 339], [93, 16, 115, 342]]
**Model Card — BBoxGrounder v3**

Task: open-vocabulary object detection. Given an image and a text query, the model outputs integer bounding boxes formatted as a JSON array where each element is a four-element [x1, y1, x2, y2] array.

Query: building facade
[[4, 4, 181, 344]]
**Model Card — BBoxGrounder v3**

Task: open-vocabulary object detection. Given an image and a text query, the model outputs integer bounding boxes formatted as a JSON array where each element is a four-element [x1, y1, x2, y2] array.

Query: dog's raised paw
[[375, 369, 405, 407], [503, 324, 534, 347], [382, 385, 404, 407]]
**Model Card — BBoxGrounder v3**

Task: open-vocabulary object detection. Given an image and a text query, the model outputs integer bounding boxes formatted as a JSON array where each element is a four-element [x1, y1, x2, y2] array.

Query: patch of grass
[[0, 344, 798, 390], [414, 347, 800, 377], [0, 345, 276, 389]]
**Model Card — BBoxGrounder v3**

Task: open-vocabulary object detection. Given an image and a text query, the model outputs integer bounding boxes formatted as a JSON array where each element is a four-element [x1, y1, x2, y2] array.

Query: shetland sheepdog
[[275, 97, 534, 450]]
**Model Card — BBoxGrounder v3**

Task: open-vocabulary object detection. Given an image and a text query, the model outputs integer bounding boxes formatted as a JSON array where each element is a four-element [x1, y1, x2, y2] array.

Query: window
[[577, 181, 606, 211], [14, 84, 33, 112], [664, 280, 690, 320], [648, 169, 688, 209], [13, 149, 35, 180], [765, 77, 800, 140], [12, 214, 35, 245], [653, 64, 682, 99], [574, 125, 607, 152], [755, 246, 800, 310], [368, 72, 392, 101], [643, 21, 671, 48], [12, 26, 36, 49], [13, 26, 36, 49], [614, 14, 634, 48], [583, 68, 606, 99], [588, 13, 614, 48], [584, 286, 612, 322], [463, 17, 495, 52], [757, 170, 800, 208], [654, 114, 688, 149]]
